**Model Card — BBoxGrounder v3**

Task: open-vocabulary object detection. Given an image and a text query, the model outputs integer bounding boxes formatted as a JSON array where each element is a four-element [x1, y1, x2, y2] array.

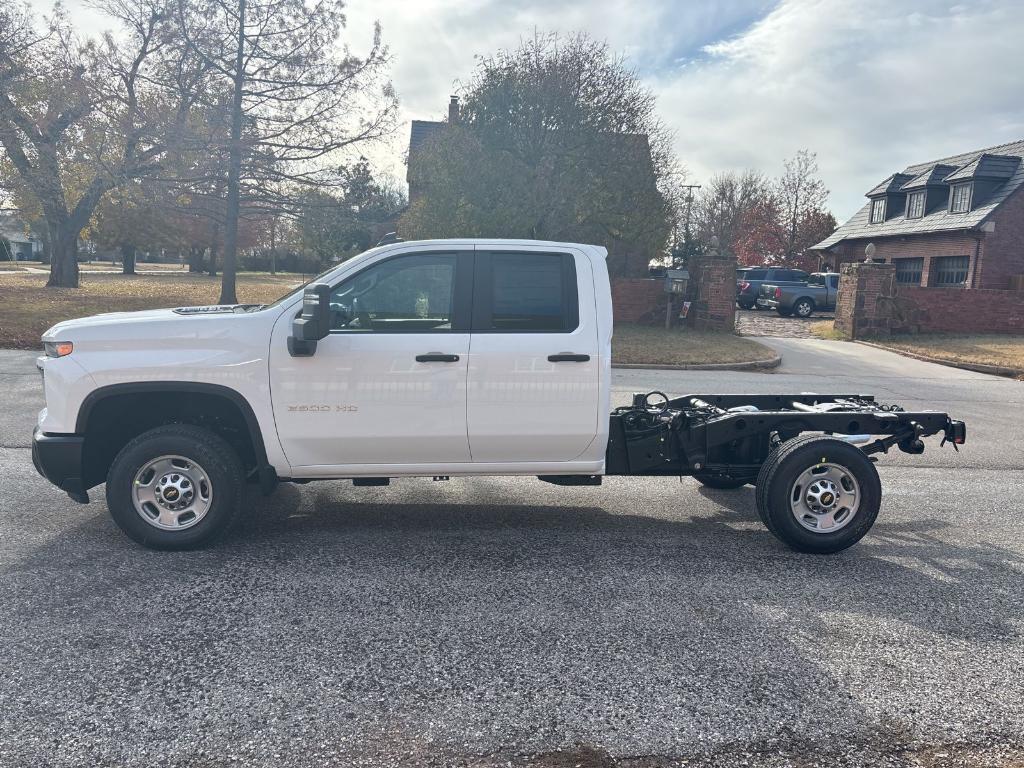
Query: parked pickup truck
[[736, 266, 810, 310], [33, 239, 965, 554], [759, 272, 840, 317]]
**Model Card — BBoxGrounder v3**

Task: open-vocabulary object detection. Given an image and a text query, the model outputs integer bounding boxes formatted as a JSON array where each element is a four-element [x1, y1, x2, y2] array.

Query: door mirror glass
[[288, 283, 331, 356]]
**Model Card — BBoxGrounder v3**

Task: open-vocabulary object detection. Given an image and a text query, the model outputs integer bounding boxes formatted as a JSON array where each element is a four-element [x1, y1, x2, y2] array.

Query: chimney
[[448, 95, 459, 124]]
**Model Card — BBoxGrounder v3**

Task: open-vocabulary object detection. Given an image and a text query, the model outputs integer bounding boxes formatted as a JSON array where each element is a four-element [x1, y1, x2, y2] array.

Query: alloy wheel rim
[[789, 462, 860, 533], [132, 455, 213, 531]]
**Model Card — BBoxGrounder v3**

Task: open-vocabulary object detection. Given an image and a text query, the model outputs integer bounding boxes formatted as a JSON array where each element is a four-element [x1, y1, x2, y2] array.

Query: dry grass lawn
[[808, 319, 1024, 375], [874, 333, 1024, 374], [0, 272, 299, 348], [612, 323, 775, 366]]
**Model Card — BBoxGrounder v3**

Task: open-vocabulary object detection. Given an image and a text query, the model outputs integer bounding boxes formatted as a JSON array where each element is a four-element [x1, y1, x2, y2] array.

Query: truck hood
[[42, 305, 266, 341]]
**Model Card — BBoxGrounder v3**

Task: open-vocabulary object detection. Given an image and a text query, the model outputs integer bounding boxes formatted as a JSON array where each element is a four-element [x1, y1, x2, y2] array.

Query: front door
[[269, 247, 473, 470], [466, 249, 601, 463]]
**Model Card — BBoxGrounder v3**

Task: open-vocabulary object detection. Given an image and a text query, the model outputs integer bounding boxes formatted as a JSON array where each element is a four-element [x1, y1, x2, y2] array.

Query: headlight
[[44, 341, 74, 358]]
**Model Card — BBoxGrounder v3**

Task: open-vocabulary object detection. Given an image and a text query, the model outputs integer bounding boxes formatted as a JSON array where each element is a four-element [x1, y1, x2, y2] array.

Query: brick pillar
[[834, 262, 897, 339], [688, 246, 736, 332]]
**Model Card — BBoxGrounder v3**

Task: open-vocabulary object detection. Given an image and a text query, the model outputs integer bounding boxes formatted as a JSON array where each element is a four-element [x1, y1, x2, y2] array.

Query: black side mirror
[[288, 283, 331, 357]]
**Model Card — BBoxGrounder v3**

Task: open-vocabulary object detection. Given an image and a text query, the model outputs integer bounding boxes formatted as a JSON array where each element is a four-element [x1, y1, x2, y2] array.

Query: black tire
[[793, 297, 815, 318], [755, 433, 823, 537], [105, 424, 244, 550], [776, 306, 793, 317], [694, 473, 748, 490], [737, 301, 754, 311], [755, 435, 881, 554]]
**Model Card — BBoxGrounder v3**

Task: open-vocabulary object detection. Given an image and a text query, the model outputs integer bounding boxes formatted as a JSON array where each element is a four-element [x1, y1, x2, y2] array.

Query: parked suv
[[736, 267, 810, 310]]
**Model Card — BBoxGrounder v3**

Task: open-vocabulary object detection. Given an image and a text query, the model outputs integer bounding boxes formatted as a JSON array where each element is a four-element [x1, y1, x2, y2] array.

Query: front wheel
[[106, 424, 244, 550], [755, 436, 881, 554]]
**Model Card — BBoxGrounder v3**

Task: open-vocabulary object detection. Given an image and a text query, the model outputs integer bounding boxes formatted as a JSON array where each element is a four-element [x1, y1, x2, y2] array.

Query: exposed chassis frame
[[603, 393, 966, 480]]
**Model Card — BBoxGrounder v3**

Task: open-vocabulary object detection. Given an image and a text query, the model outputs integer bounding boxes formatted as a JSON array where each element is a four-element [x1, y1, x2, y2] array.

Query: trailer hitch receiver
[[942, 419, 967, 448]]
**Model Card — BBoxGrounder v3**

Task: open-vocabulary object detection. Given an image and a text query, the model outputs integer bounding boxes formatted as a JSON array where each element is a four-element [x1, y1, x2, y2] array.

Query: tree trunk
[[218, 0, 247, 306], [188, 246, 204, 272], [207, 242, 219, 277], [45, 222, 80, 288], [269, 216, 277, 275], [121, 243, 137, 275]]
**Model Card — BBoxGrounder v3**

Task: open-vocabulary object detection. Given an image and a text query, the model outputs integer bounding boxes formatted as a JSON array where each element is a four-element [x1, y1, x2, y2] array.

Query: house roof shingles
[[813, 138, 1024, 250], [409, 120, 446, 154]]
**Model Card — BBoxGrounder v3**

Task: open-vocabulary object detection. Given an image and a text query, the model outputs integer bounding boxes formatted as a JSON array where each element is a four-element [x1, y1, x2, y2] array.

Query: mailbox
[[664, 268, 689, 294]]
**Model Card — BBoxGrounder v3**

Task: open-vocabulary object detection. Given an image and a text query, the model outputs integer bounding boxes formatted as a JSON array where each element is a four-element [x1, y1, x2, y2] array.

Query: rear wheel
[[793, 297, 815, 318], [106, 424, 244, 550], [755, 435, 880, 553], [776, 306, 793, 317]]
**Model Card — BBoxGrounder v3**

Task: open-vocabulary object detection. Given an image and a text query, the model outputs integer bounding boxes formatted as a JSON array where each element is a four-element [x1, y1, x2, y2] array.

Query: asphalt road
[[1, 342, 1023, 767]]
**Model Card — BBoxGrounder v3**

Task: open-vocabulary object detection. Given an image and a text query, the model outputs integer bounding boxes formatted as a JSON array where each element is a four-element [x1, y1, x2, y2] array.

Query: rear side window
[[475, 252, 579, 332], [744, 269, 768, 280]]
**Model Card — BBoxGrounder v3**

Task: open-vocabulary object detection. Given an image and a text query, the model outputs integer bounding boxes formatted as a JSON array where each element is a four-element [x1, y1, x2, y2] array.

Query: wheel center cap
[[156, 473, 194, 509], [806, 479, 839, 513]]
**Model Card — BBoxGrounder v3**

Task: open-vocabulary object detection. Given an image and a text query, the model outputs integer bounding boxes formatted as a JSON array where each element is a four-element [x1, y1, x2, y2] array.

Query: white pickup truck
[[33, 239, 965, 553]]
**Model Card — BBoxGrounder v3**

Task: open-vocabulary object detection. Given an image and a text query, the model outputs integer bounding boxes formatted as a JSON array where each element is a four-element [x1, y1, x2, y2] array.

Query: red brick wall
[[893, 287, 1024, 334], [979, 185, 1024, 289], [611, 278, 664, 323], [689, 257, 736, 331]]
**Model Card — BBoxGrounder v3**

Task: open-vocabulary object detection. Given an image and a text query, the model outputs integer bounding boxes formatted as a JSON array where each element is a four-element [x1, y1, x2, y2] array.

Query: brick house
[[812, 139, 1024, 290]]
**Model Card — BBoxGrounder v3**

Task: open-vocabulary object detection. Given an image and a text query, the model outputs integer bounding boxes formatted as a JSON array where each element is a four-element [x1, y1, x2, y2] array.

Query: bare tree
[[175, 0, 396, 303], [0, 0, 203, 287], [774, 149, 830, 263], [693, 170, 769, 255]]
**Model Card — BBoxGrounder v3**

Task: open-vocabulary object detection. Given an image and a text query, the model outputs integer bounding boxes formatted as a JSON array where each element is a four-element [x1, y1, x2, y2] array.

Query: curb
[[612, 355, 782, 372], [854, 341, 1022, 377]]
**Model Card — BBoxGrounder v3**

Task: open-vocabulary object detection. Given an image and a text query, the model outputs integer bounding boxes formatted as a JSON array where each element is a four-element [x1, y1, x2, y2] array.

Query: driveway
[[736, 307, 835, 338], [1, 344, 1023, 767]]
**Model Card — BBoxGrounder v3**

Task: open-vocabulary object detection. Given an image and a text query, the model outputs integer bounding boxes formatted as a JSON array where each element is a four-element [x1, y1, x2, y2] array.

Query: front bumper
[[31, 427, 89, 503]]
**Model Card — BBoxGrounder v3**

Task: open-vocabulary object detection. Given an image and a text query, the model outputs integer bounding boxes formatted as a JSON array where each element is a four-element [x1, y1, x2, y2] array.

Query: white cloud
[[27, 0, 1024, 219], [651, 0, 1024, 216]]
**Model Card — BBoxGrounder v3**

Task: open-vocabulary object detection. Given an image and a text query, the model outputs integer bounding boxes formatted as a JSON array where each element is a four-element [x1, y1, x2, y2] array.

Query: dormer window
[[906, 191, 925, 219], [870, 198, 886, 223], [950, 182, 972, 213]]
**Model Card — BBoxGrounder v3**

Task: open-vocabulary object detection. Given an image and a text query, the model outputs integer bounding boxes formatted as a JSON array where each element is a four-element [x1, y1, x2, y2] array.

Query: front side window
[[950, 183, 972, 213], [894, 257, 924, 285], [330, 253, 457, 332], [907, 191, 925, 219], [933, 255, 970, 286], [870, 198, 886, 223], [477, 252, 578, 332]]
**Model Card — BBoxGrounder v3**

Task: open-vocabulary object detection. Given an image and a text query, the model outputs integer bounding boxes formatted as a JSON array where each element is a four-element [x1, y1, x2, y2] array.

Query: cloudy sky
[[46, 0, 1024, 219]]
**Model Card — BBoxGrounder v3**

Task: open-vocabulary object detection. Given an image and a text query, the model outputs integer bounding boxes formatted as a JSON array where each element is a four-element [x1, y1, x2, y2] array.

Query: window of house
[[906, 191, 925, 219], [870, 198, 886, 223], [894, 258, 924, 285], [933, 255, 970, 286], [950, 183, 972, 213], [478, 252, 578, 332], [329, 253, 457, 332]]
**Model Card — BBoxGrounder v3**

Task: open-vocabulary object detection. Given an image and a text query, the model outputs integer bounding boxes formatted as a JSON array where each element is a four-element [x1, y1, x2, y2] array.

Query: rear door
[[467, 248, 600, 463]]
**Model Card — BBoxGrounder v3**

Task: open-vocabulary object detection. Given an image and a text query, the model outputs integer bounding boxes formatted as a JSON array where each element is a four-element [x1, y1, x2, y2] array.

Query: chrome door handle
[[416, 353, 460, 362], [548, 353, 590, 362]]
